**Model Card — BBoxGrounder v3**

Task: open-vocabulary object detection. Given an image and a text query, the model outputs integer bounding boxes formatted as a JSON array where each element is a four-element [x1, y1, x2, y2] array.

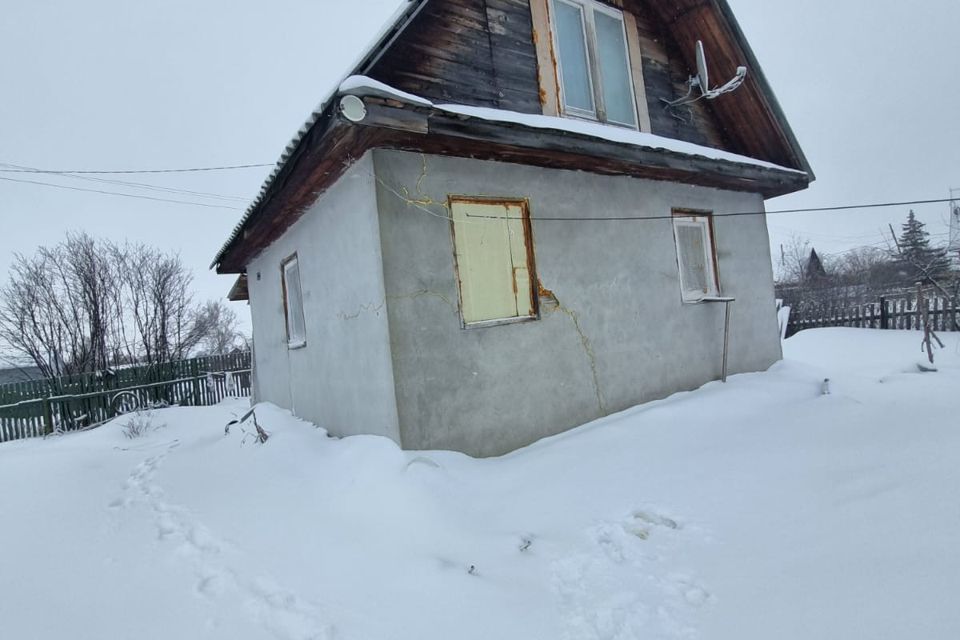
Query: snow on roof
[[212, 0, 425, 269], [214, 0, 811, 270], [339, 76, 806, 175]]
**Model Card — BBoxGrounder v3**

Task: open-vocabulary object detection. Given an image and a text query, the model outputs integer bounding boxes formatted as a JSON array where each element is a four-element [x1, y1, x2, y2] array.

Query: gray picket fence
[[787, 296, 958, 337], [0, 352, 252, 443]]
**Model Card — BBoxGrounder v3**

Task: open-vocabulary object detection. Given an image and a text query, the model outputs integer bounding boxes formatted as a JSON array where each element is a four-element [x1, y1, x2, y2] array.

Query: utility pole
[[949, 188, 960, 266]]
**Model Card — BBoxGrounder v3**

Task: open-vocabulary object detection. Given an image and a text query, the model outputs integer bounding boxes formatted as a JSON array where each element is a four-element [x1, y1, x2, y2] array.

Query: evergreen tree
[[895, 210, 952, 282]]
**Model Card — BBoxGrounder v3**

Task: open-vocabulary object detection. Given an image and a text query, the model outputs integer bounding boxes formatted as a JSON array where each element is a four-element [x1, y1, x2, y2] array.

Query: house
[[804, 249, 829, 284], [0, 365, 41, 386], [214, 0, 813, 457]]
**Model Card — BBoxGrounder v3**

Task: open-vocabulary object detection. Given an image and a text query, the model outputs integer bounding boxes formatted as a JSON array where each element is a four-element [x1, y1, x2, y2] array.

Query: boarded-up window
[[450, 199, 537, 325], [672, 213, 719, 302], [281, 255, 306, 347]]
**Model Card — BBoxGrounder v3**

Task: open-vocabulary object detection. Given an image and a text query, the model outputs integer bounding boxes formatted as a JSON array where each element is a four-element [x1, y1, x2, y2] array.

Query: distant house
[[214, 0, 812, 457], [0, 365, 42, 386], [804, 249, 829, 284]]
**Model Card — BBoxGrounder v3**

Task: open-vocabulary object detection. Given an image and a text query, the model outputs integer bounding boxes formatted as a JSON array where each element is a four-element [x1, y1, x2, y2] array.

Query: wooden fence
[[0, 352, 252, 443], [787, 296, 959, 337]]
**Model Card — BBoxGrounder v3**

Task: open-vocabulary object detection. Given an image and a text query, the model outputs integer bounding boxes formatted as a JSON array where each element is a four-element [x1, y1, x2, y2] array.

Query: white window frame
[[551, 0, 640, 129], [281, 254, 307, 348], [672, 211, 720, 303]]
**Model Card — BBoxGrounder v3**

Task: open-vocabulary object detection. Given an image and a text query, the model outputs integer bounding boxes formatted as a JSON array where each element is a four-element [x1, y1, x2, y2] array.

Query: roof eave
[[211, 0, 430, 271], [712, 0, 815, 180], [216, 93, 809, 273]]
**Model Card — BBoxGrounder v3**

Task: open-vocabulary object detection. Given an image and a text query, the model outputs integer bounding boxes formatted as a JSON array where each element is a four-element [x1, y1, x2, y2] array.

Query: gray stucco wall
[[373, 150, 782, 457], [246, 153, 400, 442]]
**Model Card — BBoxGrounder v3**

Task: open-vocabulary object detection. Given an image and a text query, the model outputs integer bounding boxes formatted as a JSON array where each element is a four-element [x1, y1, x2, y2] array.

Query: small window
[[552, 0, 638, 128], [281, 255, 306, 347], [450, 198, 537, 326], [672, 212, 720, 302]]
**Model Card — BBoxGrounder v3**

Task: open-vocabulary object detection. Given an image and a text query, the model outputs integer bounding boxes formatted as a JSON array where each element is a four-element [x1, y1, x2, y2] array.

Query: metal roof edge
[[712, 0, 815, 181], [211, 0, 430, 272]]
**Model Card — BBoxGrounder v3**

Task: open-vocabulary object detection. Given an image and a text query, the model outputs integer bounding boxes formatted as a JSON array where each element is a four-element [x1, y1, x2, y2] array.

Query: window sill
[[287, 340, 307, 350], [559, 109, 639, 132], [681, 294, 729, 305], [462, 315, 538, 330]]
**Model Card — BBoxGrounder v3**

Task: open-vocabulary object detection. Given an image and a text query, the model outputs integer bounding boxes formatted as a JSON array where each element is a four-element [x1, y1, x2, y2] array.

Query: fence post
[[42, 396, 53, 435], [879, 297, 888, 330]]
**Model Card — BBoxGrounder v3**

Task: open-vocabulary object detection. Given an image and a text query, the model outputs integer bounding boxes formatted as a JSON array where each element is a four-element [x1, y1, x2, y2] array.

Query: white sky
[[2, 0, 958, 331]]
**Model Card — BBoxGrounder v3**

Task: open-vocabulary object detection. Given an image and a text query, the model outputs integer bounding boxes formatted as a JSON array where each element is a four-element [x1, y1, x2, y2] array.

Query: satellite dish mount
[[663, 40, 748, 110]]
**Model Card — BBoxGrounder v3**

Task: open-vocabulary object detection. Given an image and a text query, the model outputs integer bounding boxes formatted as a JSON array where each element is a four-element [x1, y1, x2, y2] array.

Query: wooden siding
[[624, 0, 731, 150], [644, 0, 806, 170], [215, 0, 812, 273], [368, 0, 543, 114], [369, 0, 734, 150]]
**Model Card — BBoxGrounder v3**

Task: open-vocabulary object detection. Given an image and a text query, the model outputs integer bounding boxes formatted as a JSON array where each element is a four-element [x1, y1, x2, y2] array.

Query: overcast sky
[[2, 0, 959, 330]]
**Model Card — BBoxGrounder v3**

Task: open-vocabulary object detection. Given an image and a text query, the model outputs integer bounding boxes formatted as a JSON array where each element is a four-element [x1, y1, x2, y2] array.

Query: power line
[[0, 163, 248, 203], [461, 198, 957, 222], [0, 176, 241, 210], [0, 163, 273, 175]]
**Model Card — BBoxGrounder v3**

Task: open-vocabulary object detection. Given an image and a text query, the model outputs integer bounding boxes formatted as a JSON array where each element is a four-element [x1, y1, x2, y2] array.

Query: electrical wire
[[0, 163, 248, 203], [0, 176, 241, 210], [2, 153, 955, 222], [461, 198, 958, 222], [0, 163, 272, 175]]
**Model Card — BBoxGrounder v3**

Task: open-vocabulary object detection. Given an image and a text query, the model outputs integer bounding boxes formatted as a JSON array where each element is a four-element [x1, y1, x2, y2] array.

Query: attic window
[[672, 211, 720, 303], [449, 198, 538, 326], [281, 254, 307, 348], [551, 0, 638, 128]]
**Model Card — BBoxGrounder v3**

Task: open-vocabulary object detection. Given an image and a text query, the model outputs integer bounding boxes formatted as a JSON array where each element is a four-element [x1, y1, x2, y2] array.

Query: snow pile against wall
[[1, 329, 958, 640]]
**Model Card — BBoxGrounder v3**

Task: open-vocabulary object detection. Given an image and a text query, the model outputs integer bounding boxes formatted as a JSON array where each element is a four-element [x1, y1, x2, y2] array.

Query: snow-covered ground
[[2, 329, 958, 640]]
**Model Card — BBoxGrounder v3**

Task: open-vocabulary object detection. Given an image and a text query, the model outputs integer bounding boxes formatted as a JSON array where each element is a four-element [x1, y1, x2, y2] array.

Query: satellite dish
[[663, 40, 748, 110], [696, 41, 710, 96], [339, 95, 368, 123]]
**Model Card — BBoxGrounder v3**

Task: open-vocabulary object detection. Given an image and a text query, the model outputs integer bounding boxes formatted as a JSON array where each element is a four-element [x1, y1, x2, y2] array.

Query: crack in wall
[[337, 302, 385, 321], [538, 282, 606, 414], [397, 154, 450, 214]]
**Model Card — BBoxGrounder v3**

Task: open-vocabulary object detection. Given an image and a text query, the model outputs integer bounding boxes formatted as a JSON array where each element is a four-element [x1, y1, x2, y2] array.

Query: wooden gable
[[367, 0, 543, 114], [364, 0, 807, 172], [214, 0, 812, 274]]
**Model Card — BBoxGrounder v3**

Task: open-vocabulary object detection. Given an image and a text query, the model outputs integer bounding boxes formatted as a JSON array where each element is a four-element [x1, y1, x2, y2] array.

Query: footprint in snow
[[196, 568, 232, 598], [552, 508, 710, 640], [666, 574, 713, 608], [625, 510, 681, 540]]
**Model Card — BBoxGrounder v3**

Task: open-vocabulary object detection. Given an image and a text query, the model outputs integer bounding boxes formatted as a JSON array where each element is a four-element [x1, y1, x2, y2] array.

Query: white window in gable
[[281, 254, 307, 347], [449, 198, 538, 326], [672, 212, 720, 303], [552, 0, 638, 128]]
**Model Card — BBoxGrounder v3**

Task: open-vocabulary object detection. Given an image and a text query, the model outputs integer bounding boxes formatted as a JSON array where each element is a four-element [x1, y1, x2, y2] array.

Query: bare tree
[[194, 301, 247, 356], [0, 235, 241, 378], [0, 233, 119, 377]]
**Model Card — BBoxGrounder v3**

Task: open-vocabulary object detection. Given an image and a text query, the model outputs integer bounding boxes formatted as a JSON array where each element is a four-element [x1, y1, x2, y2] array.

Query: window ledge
[[462, 315, 538, 330], [681, 295, 728, 305], [287, 339, 307, 350], [560, 110, 639, 132]]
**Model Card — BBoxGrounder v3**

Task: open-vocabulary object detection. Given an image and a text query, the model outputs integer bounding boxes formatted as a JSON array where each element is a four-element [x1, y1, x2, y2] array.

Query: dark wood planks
[[368, 0, 542, 113], [216, 0, 813, 272], [642, 0, 804, 170], [623, 0, 732, 151]]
